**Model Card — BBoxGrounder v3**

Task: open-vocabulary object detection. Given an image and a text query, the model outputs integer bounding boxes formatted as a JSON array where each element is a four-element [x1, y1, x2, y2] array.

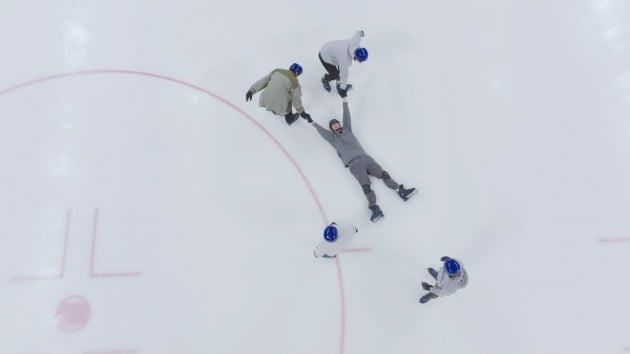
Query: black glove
[[440, 256, 451, 262], [245, 90, 253, 101], [337, 86, 347, 98], [421, 282, 432, 291], [300, 112, 313, 123]]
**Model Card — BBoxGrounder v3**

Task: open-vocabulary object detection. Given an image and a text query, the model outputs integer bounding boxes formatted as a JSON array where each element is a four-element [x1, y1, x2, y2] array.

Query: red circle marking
[[1, 70, 347, 354], [56, 295, 91, 333]]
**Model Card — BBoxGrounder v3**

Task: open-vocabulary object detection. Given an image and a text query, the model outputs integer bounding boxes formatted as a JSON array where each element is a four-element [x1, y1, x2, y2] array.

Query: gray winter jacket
[[313, 101, 367, 167], [249, 69, 305, 115]]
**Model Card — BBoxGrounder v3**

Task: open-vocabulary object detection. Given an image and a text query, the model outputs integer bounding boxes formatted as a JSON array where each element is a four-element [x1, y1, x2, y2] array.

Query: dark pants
[[319, 53, 340, 82], [348, 155, 400, 206]]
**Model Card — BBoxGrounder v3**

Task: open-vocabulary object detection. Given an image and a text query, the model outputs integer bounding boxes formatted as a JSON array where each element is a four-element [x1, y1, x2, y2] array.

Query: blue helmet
[[444, 259, 461, 276], [289, 63, 303, 75], [323, 225, 338, 242], [354, 48, 368, 62]]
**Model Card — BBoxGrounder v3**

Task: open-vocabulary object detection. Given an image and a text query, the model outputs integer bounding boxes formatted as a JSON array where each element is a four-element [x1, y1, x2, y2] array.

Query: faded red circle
[[56, 295, 90, 333]]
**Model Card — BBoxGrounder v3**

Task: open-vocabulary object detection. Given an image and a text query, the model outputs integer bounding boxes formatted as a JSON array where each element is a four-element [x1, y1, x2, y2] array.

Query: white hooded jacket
[[319, 31, 364, 90], [314, 224, 358, 258], [430, 259, 469, 297]]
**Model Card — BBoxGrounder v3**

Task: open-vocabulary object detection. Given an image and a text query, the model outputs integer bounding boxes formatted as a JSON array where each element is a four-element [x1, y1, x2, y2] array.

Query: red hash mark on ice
[[1, 69, 339, 354], [90, 209, 141, 278], [11, 209, 71, 282]]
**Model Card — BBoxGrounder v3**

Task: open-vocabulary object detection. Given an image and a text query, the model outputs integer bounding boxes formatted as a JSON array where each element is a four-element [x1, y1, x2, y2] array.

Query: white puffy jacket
[[430, 259, 469, 297], [319, 31, 364, 90]]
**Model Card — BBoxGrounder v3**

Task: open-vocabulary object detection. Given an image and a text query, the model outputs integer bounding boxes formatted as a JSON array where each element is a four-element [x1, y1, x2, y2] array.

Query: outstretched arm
[[313, 122, 334, 144], [342, 98, 352, 130], [348, 30, 364, 53], [249, 72, 272, 94]]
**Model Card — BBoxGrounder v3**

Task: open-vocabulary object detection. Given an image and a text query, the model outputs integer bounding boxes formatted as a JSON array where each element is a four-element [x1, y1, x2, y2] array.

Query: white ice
[[1, 1, 630, 354]]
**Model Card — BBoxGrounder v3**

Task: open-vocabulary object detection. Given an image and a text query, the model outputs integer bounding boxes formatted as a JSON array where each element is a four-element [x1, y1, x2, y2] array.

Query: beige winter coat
[[249, 69, 305, 115]]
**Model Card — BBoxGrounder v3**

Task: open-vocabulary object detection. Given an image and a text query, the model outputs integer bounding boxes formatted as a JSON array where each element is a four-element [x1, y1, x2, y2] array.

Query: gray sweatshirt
[[313, 101, 367, 167]]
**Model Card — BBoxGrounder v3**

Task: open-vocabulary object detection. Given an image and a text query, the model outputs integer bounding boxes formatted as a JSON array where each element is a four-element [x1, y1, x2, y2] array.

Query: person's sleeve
[[335, 225, 356, 250], [339, 64, 350, 90], [430, 271, 455, 296], [249, 72, 272, 93], [459, 270, 469, 289], [429, 284, 456, 297], [313, 122, 334, 144], [291, 85, 305, 113], [339, 31, 363, 90], [348, 30, 363, 51], [342, 100, 351, 130]]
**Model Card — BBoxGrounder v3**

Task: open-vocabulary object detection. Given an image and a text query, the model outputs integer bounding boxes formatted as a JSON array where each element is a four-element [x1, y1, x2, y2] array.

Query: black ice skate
[[321, 75, 331, 92], [397, 185, 417, 201], [285, 113, 299, 126], [419, 293, 435, 304], [427, 267, 438, 279], [369, 204, 384, 222], [336, 82, 353, 92], [421, 282, 432, 291]]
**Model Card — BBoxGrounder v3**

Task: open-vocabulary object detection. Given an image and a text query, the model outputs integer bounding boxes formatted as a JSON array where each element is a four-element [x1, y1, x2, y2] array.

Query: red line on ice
[[335, 257, 346, 354], [1, 70, 345, 354], [90, 208, 142, 278], [10, 209, 71, 281]]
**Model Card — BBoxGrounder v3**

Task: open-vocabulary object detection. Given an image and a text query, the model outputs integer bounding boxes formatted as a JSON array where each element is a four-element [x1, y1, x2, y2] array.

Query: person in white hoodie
[[313, 222, 358, 258], [419, 257, 469, 304], [318, 30, 368, 98]]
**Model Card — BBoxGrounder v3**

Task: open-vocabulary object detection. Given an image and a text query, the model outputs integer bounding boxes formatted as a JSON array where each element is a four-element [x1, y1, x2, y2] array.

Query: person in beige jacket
[[246, 63, 311, 126]]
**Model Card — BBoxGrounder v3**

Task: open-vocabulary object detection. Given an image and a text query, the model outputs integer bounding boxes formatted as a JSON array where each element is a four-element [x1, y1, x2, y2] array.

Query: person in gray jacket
[[302, 98, 416, 222], [246, 63, 311, 126]]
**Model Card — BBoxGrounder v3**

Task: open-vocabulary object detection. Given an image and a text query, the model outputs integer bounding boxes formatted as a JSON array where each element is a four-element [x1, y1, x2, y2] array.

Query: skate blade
[[371, 214, 384, 223], [403, 190, 418, 202]]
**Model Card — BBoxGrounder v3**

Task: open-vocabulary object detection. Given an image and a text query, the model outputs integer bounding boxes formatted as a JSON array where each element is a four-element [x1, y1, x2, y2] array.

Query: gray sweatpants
[[348, 155, 399, 206]]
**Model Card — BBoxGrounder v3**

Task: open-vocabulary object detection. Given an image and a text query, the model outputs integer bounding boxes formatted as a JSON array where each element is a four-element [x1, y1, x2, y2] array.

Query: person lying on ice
[[302, 97, 416, 222]]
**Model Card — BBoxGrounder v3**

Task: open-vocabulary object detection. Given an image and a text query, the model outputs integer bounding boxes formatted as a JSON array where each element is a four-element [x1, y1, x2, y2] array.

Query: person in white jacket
[[313, 222, 358, 258], [419, 257, 468, 303], [319, 30, 368, 98]]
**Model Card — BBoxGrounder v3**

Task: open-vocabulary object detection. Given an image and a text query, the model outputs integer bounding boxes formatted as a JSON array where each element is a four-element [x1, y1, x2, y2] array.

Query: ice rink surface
[[1, 1, 629, 353]]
